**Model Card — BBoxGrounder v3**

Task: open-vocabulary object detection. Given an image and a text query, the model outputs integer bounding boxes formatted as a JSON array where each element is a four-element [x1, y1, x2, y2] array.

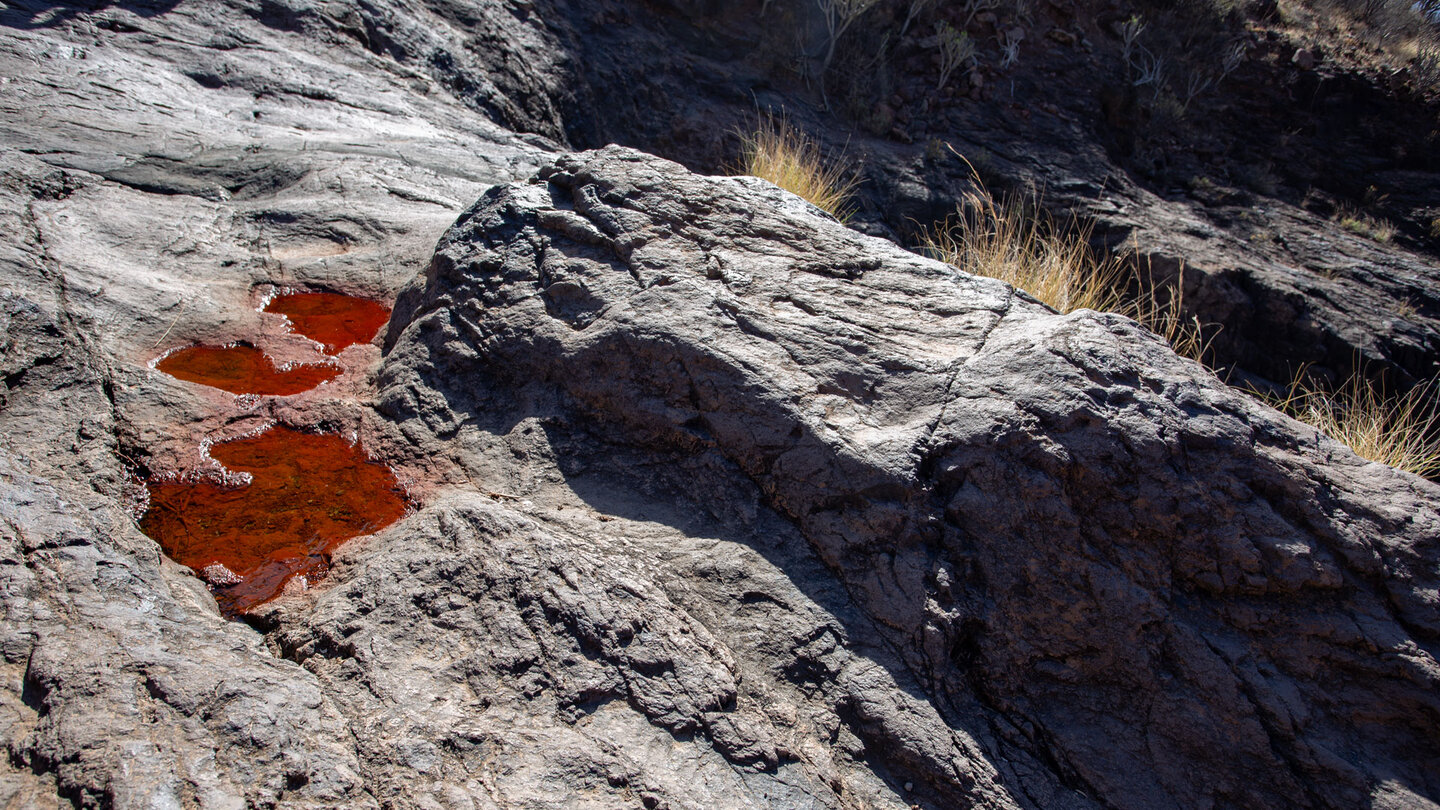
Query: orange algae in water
[[265, 291, 391, 354], [140, 426, 407, 616], [156, 343, 340, 396]]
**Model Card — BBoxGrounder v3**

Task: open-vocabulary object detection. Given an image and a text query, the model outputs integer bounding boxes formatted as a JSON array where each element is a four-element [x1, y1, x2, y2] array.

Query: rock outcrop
[[0, 0, 542, 803], [368, 146, 1440, 808], [1, 0, 1439, 807], [516, 0, 1440, 393], [0, 151, 373, 808]]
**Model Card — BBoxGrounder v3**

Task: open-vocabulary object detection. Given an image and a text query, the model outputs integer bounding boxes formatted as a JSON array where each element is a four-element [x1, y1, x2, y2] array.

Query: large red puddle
[[265, 291, 391, 354], [140, 426, 407, 616], [156, 343, 340, 396]]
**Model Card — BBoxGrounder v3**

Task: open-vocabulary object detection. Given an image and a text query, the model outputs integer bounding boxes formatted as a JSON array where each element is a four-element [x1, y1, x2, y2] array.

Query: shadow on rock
[[377, 146, 1440, 810], [1, 0, 182, 30]]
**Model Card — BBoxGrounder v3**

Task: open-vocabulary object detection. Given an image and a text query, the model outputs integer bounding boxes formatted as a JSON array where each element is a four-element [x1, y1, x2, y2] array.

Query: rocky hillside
[[540, 0, 1440, 395], [1, 0, 1438, 808]]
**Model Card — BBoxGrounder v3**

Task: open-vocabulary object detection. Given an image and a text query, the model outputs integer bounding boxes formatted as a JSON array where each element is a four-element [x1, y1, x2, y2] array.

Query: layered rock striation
[[368, 146, 1440, 808]]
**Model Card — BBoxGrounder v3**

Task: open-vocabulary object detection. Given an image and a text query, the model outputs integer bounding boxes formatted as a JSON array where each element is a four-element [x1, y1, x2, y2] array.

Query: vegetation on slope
[[1267, 371, 1440, 477], [739, 115, 858, 220], [730, 0, 1440, 477], [919, 177, 1210, 364]]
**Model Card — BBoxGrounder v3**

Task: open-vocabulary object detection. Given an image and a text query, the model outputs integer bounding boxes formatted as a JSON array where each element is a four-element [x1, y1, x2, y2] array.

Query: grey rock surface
[[0, 0, 543, 805], [0, 151, 373, 809], [0, 0, 1438, 808], [378, 145, 1440, 808]]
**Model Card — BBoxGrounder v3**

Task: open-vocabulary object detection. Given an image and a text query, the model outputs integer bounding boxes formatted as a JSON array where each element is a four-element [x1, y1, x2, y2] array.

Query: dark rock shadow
[[551, 438, 978, 809], [1, 0, 182, 30], [377, 309, 1099, 810]]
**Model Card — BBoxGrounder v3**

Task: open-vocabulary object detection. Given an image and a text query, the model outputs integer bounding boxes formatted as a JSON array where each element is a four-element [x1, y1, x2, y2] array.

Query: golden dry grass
[[1131, 271, 1209, 363], [923, 188, 1126, 314], [921, 177, 1210, 363], [1335, 206, 1398, 242], [1268, 371, 1440, 477], [738, 117, 857, 221]]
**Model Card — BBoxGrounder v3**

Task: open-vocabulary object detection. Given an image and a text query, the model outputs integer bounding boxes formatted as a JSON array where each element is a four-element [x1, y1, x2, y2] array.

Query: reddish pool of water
[[140, 426, 407, 616], [156, 343, 340, 396], [265, 291, 391, 354]]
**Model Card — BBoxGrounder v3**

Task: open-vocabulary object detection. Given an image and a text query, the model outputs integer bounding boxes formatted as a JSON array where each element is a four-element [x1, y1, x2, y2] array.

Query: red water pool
[[140, 426, 407, 616], [265, 291, 391, 354], [155, 343, 340, 396]]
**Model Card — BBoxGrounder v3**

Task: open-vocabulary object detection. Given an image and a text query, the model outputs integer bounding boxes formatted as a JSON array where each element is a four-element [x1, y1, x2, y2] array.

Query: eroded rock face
[[1, 0, 1438, 800], [0, 151, 374, 810], [376, 146, 1440, 809], [0, 0, 547, 803], [442, 0, 1440, 396]]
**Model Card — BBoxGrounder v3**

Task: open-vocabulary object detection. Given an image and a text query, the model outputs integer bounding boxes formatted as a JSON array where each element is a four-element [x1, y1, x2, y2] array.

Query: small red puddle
[[140, 426, 407, 616], [156, 343, 340, 396], [265, 291, 391, 354]]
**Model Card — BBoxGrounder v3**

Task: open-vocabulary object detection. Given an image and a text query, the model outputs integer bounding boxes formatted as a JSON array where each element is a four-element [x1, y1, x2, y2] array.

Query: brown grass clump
[[1277, 0, 1440, 79], [921, 171, 1210, 363], [923, 187, 1126, 314], [1266, 371, 1440, 477], [1336, 204, 1398, 242], [1131, 269, 1210, 364], [738, 116, 857, 221]]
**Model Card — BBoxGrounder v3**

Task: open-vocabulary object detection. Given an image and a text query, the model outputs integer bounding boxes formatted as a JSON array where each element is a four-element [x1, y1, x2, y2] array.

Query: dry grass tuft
[[1131, 269, 1210, 364], [1265, 371, 1440, 477], [923, 187, 1126, 314], [921, 169, 1210, 363], [1336, 205, 1398, 242], [738, 117, 858, 221]]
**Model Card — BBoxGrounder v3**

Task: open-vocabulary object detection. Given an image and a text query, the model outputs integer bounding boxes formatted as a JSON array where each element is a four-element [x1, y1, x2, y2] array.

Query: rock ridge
[[378, 145, 1440, 809]]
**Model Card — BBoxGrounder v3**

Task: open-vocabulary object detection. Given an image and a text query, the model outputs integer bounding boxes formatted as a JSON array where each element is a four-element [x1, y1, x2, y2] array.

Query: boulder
[[376, 146, 1440, 808]]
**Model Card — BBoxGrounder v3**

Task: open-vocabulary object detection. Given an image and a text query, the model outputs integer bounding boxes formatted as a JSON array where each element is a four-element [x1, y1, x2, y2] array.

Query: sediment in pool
[[140, 425, 407, 616], [155, 343, 341, 396], [265, 291, 391, 354]]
